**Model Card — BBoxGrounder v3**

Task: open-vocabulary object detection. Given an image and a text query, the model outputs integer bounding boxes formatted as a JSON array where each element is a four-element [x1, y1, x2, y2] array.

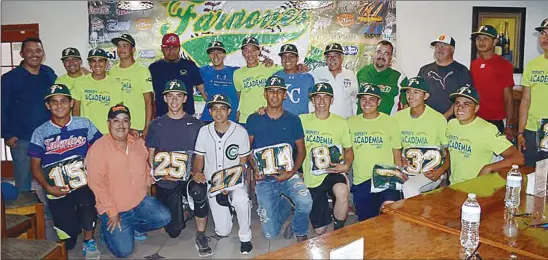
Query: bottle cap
[[468, 193, 476, 199]]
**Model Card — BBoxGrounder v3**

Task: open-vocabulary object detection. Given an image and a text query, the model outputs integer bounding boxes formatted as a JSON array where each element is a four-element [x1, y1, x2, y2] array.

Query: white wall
[[396, 1, 548, 85], [1, 1, 546, 81]]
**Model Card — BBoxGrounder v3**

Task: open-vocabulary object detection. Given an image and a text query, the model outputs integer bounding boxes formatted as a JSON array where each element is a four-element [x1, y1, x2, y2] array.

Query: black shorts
[[155, 181, 189, 233], [308, 174, 348, 229], [48, 185, 97, 239]]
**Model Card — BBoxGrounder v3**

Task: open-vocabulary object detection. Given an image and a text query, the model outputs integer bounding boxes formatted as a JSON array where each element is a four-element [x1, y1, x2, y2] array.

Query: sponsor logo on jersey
[[44, 135, 87, 155], [138, 50, 156, 59], [180, 69, 188, 75], [226, 144, 239, 160], [353, 131, 384, 148], [243, 76, 267, 89], [135, 18, 153, 31], [120, 79, 132, 93], [343, 78, 352, 88], [106, 19, 131, 32], [447, 135, 472, 158], [530, 71, 548, 83], [378, 84, 392, 93], [84, 89, 112, 105], [401, 131, 428, 146], [305, 130, 333, 146]]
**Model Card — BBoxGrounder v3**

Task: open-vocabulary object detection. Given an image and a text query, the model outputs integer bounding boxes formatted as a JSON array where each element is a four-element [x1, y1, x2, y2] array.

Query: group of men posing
[[2, 17, 547, 259]]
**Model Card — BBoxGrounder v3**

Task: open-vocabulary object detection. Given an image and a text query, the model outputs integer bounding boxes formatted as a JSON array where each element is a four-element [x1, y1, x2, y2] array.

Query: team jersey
[[72, 74, 123, 134], [27, 117, 102, 199], [446, 117, 512, 184], [347, 113, 401, 185], [521, 55, 548, 131], [199, 65, 240, 122], [274, 70, 314, 115], [300, 113, 352, 188], [55, 74, 82, 92], [356, 65, 408, 115], [395, 105, 448, 149], [234, 64, 281, 123], [311, 66, 359, 119], [109, 62, 154, 131]]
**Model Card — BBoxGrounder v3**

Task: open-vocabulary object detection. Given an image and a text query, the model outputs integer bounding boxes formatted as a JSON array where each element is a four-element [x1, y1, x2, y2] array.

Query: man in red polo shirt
[[470, 25, 515, 140]]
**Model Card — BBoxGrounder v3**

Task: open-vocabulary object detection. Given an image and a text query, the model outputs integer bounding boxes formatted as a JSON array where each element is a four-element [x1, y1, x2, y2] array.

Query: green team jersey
[[234, 64, 281, 123], [109, 62, 154, 131], [300, 113, 352, 188], [395, 105, 448, 149], [55, 74, 83, 92], [446, 117, 512, 184], [347, 113, 401, 185], [356, 65, 408, 115], [521, 55, 548, 131], [72, 75, 123, 134]]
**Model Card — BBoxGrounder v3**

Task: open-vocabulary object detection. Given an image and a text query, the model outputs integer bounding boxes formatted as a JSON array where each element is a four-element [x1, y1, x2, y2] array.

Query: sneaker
[[296, 235, 308, 242], [134, 230, 148, 241], [82, 239, 101, 260], [195, 234, 213, 257], [240, 241, 253, 255]]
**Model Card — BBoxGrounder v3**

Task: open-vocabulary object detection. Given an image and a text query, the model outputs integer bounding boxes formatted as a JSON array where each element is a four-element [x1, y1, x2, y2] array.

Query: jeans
[[99, 195, 171, 258], [10, 139, 32, 192], [351, 179, 402, 221], [255, 175, 312, 238]]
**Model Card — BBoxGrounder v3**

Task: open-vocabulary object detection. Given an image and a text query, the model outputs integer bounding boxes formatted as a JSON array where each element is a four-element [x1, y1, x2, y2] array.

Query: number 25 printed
[[154, 152, 189, 178]]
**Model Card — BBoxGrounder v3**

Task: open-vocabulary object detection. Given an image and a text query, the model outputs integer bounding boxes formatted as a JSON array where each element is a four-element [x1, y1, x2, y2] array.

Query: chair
[[2, 195, 36, 238], [4, 191, 46, 239]]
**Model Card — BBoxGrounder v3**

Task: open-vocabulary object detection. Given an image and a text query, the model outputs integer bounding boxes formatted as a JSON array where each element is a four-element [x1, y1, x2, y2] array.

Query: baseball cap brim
[[535, 26, 548, 32], [449, 93, 479, 104], [61, 55, 81, 60], [264, 85, 286, 89], [309, 91, 333, 97], [111, 37, 135, 46], [207, 100, 231, 109], [279, 50, 299, 56], [241, 43, 260, 50], [206, 47, 226, 54], [471, 31, 496, 38], [163, 89, 187, 95], [323, 49, 344, 55], [357, 93, 381, 99], [400, 86, 428, 92], [44, 93, 71, 100]]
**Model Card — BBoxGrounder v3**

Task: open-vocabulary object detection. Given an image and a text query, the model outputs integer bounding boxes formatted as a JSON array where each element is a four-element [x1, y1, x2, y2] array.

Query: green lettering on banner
[[193, 11, 221, 32], [245, 11, 261, 28], [161, 1, 197, 35], [230, 10, 247, 29], [215, 13, 232, 30], [279, 9, 297, 26]]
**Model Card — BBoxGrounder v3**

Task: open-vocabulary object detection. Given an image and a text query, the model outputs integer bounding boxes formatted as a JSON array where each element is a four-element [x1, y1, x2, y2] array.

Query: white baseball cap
[[430, 34, 456, 47]]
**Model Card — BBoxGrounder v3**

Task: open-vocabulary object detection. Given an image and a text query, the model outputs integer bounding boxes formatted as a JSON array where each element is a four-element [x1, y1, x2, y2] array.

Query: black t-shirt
[[418, 61, 472, 115]]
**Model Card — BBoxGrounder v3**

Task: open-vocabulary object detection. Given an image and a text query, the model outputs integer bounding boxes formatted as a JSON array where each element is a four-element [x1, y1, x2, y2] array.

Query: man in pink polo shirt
[[86, 104, 171, 258]]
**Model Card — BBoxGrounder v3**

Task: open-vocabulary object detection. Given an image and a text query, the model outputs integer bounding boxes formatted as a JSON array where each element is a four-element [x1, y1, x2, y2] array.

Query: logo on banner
[[336, 13, 356, 27], [90, 18, 104, 31], [106, 19, 131, 32], [135, 19, 152, 31], [138, 50, 156, 59]]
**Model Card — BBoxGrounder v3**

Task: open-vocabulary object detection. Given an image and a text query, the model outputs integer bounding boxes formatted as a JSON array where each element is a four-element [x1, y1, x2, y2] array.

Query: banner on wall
[[88, 0, 397, 112]]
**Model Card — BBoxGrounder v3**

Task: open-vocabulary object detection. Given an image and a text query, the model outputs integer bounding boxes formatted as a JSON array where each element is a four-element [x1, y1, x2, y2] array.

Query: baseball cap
[[241, 36, 260, 49], [44, 84, 71, 100], [87, 48, 109, 60], [401, 77, 430, 93], [535, 18, 548, 32], [108, 104, 131, 119], [449, 84, 480, 104], [207, 93, 231, 109], [430, 34, 456, 47], [61, 47, 81, 60], [163, 79, 187, 95], [206, 41, 226, 54], [279, 44, 299, 56], [162, 33, 181, 47], [111, 33, 136, 47], [264, 75, 286, 89], [309, 82, 333, 97], [324, 43, 344, 55], [357, 83, 381, 99], [471, 25, 498, 39]]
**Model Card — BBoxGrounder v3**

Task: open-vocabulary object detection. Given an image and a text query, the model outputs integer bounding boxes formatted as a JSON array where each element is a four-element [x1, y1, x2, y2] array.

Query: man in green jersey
[[55, 47, 89, 91], [109, 34, 154, 136], [356, 40, 408, 115], [300, 82, 353, 235], [73, 48, 123, 134], [447, 85, 524, 184], [517, 18, 548, 166], [347, 83, 403, 221], [396, 77, 450, 198]]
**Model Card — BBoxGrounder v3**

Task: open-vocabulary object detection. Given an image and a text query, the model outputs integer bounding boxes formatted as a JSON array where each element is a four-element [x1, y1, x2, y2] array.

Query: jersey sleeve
[[72, 79, 83, 101], [189, 61, 204, 86], [194, 127, 206, 155], [500, 60, 515, 88], [437, 117, 449, 147], [485, 125, 513, 155], [239, 128, 251, 157], [293, 115, 305, 141], [28, 128, 45, 158], [234, 69, 243, 92], [141, 68, 154, 94], [86, 119, 103, 145], [389, 117, 402, 149], [144, 122, 157, 148], [520, 62, 532, 87], [341, 120, 352, 148], [399, 75, 409, 105], [245, 114, 257, 136]]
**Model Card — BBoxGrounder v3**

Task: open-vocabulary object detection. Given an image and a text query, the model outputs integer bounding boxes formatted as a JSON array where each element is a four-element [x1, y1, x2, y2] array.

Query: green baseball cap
[[264, 75, 286, 89], [61, 47, 81, 60], [206, 41, 226, 54], [163, 79, 187, 95], [309, 82, 333, 97], [111, 33, 136, 47], [241, 36, 260, 49], [471, 25, 497, 39], [207, 93, 231, 109], [87, 48, 109, 60], [279, 44, 298, 56], [449, 84, 480, 104], [535, 18, 548, 32], [324, 43, 344, 55], [357, 83, 381, 99], [401, 77, 430, 93], [44, 84, 71, 100]]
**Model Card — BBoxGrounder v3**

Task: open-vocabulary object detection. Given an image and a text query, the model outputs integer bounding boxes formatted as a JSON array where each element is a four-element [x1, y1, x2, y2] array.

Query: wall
[[1, 1, 546, 80]]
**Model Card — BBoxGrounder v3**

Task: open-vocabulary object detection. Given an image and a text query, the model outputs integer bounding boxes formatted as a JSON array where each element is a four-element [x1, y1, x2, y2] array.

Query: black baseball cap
[[61, 47, 81, 60], [535, 18, 548, 32], [206, 41, 226, 54], [449, 85, 480, 104], [108, 104, 131, 119], [207, 94, 231, 109], [111, 34, 136, 47]]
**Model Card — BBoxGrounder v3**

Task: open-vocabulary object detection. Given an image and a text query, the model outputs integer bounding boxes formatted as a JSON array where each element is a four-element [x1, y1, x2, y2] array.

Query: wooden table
[[254, 214, 526, 259], [382, 166, 548, 259]]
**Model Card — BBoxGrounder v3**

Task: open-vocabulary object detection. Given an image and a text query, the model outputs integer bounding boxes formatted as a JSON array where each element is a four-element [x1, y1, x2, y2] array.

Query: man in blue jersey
[[274, 44, 314, 115], [199, 41, 239, 123], [28, 83, 102, 259]]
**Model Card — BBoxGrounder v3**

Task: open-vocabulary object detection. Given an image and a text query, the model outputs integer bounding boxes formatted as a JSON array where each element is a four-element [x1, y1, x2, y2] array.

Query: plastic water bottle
[[460, 193, 481, 252], [504, 165, 522, 210]]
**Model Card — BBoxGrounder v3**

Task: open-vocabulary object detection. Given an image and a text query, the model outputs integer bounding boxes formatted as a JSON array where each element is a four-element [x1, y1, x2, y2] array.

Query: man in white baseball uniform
[[190, 93, 253, 255]]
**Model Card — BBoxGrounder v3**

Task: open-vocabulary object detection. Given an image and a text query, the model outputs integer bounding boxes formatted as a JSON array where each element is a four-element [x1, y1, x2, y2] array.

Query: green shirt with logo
[[109, 62, 154, 131], [446, 117, 512, 184], [395, 105, 448, 149], [72, 75, 123, 134], [356, 65, 408, 115], [347, 113, 402, 185], [55, 74, 82, 92], [234, 64, 281, 123], [300, 113, 352, 188], [521, 55, 548, 131]]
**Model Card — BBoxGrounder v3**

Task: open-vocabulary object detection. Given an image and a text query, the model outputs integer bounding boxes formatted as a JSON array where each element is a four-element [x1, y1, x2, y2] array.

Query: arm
[[424, 148, 451, 181], [196, 84, 207, 101], [1, 75, 14, 140], [143, 92, 153, 136], [478, 146, 524, 176], [72, 100, 81, 116], [503, 87, 515, 139], [517, 86, 531, 151], [86, 146, 118, 217], [292, 139, 306, 174], [393, 149, 403, 167], [147, 147, 155, 166], [443, 105, 454, 119], [191, 154, 206, 183]]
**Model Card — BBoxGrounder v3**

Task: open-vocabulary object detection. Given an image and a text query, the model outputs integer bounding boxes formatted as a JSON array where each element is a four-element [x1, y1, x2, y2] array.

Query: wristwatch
[[517, 132, 524, 136]]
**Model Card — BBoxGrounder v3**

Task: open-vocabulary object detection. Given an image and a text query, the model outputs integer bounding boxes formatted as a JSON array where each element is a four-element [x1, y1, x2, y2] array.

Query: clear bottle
[[460, 193, 481, 252], [505, 165, 522, 210]]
